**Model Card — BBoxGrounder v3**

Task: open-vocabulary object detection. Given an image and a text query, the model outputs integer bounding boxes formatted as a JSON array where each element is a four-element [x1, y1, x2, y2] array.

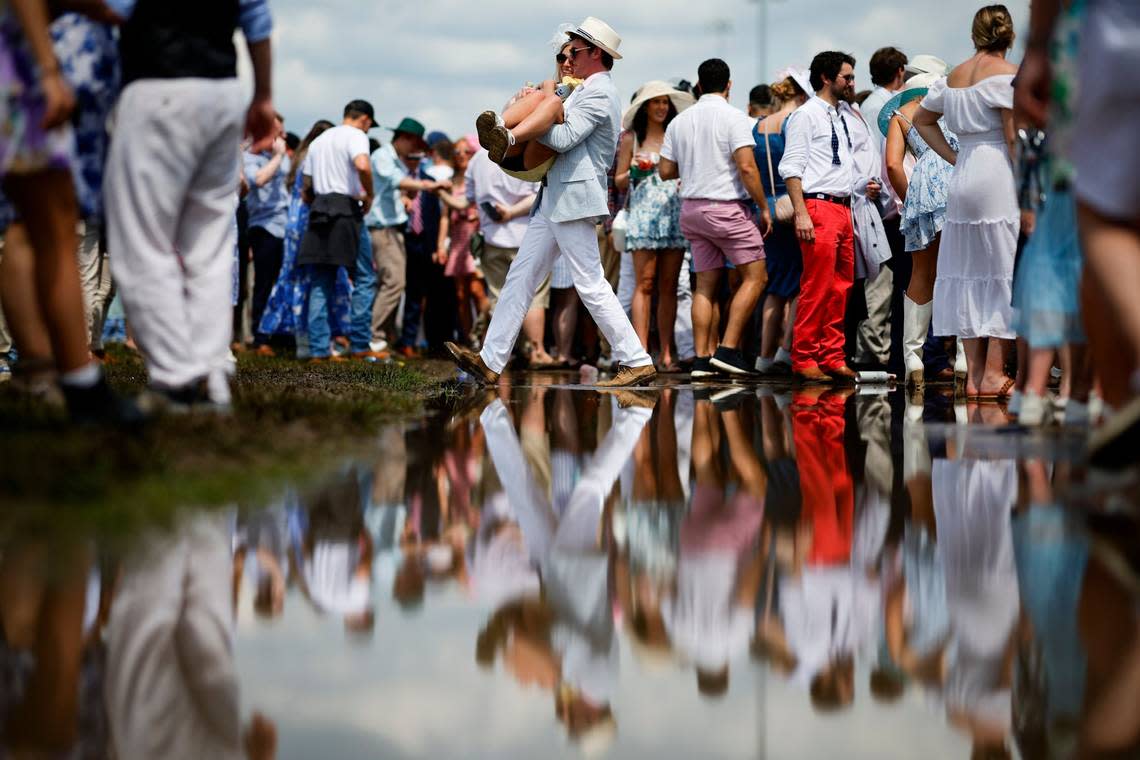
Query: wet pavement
[[3, 372, 1140, 759]]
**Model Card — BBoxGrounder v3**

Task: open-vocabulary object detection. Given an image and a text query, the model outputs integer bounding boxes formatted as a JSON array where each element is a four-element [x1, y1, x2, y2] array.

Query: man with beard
[[779, 52, 858, 384]]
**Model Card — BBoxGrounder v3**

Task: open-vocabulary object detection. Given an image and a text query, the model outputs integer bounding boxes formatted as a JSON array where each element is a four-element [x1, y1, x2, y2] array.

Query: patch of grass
[[0, 348, 460, 542]]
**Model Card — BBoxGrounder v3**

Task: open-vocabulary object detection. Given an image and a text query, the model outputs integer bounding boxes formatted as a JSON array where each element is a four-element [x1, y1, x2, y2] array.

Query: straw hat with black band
[[622, 81, 695, 130]]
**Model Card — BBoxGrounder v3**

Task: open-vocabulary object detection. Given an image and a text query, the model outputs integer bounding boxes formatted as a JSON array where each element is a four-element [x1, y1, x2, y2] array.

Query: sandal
[[966, 377, 1015, 402]]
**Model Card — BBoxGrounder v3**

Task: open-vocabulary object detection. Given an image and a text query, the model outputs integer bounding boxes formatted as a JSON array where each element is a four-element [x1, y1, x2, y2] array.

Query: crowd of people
[[2, 3, 1140, 463]]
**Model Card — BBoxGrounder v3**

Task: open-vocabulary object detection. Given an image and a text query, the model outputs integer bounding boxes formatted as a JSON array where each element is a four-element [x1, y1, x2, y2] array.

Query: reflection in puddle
[[3, 380, 1139, 758]]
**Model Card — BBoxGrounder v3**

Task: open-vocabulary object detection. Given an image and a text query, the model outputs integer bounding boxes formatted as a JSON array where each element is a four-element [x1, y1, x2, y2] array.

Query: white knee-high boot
[[954, 337, 967, 390], [903, 296, 932, 389]]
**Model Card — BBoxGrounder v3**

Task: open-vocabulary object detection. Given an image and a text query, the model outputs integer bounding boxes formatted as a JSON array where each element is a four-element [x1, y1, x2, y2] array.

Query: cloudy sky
[[246, 0, 1031, 142]]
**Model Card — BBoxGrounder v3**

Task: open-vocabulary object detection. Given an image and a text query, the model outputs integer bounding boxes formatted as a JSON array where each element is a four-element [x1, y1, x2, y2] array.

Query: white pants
[[106, 513, 242, 760], [480, 212, 651, 374], [106, 78, 245, 393]]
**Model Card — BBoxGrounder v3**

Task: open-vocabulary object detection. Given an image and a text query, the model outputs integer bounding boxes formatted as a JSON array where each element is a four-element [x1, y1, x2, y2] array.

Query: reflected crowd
[[3, 382, 1139, 758]]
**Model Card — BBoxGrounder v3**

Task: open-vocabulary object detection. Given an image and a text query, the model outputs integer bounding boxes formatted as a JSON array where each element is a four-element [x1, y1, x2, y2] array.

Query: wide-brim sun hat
[[877, 72, 945, 138], [905, 54, 949, 77], [572, 16, 622, 60], [622, 81, 696, 129]]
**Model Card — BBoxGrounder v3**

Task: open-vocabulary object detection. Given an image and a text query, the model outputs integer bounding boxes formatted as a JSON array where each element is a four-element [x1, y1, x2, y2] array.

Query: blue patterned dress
[[258, 172, 353, 338], [899, 117, 958, 252], [0, 13, 117, 223], [625, 148, 685, 251]]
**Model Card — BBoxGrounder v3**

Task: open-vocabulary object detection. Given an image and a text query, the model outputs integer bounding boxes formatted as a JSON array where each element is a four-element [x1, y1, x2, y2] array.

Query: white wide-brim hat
[[877, 72, 945, 137], [905, 54, 949, 77], [572, 16, 622, 60], [622, 80, 696, 129]]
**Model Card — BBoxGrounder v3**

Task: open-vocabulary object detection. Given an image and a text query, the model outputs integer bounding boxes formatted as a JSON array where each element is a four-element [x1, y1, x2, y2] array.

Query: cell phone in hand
[[480, 201, 503, 222]]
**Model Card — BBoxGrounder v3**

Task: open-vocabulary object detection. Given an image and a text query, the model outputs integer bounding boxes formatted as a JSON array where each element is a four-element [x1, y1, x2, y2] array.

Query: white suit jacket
[[536, 71, 621, 224]]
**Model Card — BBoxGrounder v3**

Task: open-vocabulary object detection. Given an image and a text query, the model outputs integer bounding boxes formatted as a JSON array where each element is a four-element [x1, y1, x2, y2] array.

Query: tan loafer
[[445, 341, 499, 385], [596, 363, 657, 388]]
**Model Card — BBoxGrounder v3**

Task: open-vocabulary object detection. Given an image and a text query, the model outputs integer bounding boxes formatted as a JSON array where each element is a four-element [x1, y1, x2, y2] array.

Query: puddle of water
[[2, 376, 1137, 759]]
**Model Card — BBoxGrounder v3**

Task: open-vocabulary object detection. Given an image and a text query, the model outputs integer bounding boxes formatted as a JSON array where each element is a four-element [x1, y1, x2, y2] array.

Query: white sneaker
[[370, 339, 389, 354], [1019, 391, 1052, 427]]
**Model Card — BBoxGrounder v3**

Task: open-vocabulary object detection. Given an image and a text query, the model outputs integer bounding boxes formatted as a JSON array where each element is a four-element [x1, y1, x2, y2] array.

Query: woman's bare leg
[[630, 250, 657, 353], [0, 224, 53, 362], [656, 249, 684, 368], [760, 294, 787, 360], [5, 172, 89, 373]]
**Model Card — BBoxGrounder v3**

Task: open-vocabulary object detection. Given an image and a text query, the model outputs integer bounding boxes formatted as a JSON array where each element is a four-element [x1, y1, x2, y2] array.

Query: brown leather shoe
[[823, 364, 858, 384], [793, 366, 834, 385], [445, 341, 500, 384], [598, 389, 658, 409], [596, 364, 657, 388]]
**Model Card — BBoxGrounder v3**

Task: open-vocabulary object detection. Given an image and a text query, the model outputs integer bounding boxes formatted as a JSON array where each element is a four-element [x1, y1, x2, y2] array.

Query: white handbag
[[611, 208, 628, 253]]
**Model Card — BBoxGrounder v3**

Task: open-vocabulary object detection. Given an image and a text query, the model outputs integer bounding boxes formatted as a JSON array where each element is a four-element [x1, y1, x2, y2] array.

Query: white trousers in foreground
[[480, 212, 652, 373], [106, 78, 245, 393]]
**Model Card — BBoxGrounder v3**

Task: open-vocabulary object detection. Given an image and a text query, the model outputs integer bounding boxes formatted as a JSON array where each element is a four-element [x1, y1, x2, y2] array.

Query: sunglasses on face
[[556, 53, 569, 64], [837, 73, 856, 82]]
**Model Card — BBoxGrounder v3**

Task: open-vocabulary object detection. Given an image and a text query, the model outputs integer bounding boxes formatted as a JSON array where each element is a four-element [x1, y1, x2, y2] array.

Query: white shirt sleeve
[[778, 109, 813, 181], [730, 113, 757, 154], [660, 123, 676, 162], [349, 130, 370, 161]]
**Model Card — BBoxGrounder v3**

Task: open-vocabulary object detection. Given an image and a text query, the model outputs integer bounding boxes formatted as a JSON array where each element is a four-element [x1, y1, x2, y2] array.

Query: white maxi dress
[[922, 75, 1019, 339]]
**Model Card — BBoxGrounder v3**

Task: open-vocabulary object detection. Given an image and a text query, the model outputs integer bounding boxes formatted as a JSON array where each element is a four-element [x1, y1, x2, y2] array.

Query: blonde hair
[[972, 4, 1015, 52], [769, 76, 806, 107]]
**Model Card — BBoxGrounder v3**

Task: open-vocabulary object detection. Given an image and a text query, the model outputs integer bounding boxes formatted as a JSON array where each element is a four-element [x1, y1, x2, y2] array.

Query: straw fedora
[[622, 81, 695, 130], [571, 16, 622, 60], [876, 72, 945, 137]]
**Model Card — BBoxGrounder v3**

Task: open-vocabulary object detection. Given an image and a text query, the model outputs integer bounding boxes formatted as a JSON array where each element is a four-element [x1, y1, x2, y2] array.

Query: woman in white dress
[[914, 5, 1020, 400]]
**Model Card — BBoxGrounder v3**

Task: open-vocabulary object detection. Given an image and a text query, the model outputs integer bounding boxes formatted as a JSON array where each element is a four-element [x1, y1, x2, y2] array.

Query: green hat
[[390, 117, 427, 147]]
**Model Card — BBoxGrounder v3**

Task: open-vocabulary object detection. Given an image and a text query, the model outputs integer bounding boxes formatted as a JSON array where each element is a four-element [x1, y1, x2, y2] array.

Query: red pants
[[791, 391, 854, 566], [791, 199, 854, 372]]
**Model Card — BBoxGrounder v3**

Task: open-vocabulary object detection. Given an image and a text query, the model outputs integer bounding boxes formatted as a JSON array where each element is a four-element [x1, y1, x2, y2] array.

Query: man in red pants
[[779, 51, 858, 384]]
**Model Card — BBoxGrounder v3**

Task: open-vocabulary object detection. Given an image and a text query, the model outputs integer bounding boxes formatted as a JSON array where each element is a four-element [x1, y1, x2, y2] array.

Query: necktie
[[831, 111, 854, 166], [409, 191, 424, 234]]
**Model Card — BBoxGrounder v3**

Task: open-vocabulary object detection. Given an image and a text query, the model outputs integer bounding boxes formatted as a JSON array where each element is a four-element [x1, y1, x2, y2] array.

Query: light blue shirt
[[365, 144, 409, 228], [105, 0, 273, 42], [243, 151, 290, 238]]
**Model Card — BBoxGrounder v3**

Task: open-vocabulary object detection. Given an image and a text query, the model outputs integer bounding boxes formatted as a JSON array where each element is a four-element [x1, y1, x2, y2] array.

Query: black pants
[[249, 226, 285, 345], [233, 204, 250, 341]]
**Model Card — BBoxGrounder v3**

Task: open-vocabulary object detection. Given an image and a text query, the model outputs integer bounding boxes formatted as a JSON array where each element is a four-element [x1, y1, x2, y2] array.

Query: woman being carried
[[476, 25, 584, 175]]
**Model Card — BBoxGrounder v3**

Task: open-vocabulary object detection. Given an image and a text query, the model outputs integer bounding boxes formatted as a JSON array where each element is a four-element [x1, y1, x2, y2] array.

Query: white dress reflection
[[933, 452, 1019, 754]]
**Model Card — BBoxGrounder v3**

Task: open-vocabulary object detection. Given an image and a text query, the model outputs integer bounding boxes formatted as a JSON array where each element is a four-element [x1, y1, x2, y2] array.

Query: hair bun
[[972, 4, 1015, 52], [769, 78, 797, 103]]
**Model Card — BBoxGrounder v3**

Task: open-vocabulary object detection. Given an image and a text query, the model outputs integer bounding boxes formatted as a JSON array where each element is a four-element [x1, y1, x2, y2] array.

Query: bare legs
[[0, 224, 53, 363], [963, 337, 1015, 397], [2, 172, 90, 373], [1079, 203, 1140, 408], [630, 248, 683, 368]]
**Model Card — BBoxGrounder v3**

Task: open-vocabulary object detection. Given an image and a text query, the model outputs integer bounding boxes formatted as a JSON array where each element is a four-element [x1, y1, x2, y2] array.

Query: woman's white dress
[[922, 75, 1019, 339]]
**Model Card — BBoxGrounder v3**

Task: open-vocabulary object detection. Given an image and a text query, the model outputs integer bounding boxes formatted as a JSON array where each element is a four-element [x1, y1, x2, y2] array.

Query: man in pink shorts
[[660, 58, 772, 377]]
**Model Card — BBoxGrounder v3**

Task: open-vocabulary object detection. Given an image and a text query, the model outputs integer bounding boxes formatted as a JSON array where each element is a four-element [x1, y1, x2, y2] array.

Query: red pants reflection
[[791, 199, 854, 372], [791, 391, 853, 566]]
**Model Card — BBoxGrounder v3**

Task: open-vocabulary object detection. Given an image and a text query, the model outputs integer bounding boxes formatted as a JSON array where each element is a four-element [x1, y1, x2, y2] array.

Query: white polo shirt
[[660, 93, 757, 201], [302, 124, 370, 197], [779, 96, 855, 197]]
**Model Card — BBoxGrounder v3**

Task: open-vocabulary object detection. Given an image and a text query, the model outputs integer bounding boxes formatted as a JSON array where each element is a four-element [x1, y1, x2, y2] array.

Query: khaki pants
[[481, 243, 550, 311], [369, 226, 406, 343], [77, 218, 115, 351]]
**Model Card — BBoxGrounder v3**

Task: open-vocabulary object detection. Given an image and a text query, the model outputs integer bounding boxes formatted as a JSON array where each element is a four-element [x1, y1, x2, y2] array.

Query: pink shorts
[[679, 199, 765, 273]]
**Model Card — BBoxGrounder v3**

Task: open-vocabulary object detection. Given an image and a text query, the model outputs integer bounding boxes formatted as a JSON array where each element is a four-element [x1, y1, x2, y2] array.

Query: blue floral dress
[[258, 172, 353, 338], [899, 116, 958, 252], [0, 13, 117, 224], [625, 145, 685, 251]]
